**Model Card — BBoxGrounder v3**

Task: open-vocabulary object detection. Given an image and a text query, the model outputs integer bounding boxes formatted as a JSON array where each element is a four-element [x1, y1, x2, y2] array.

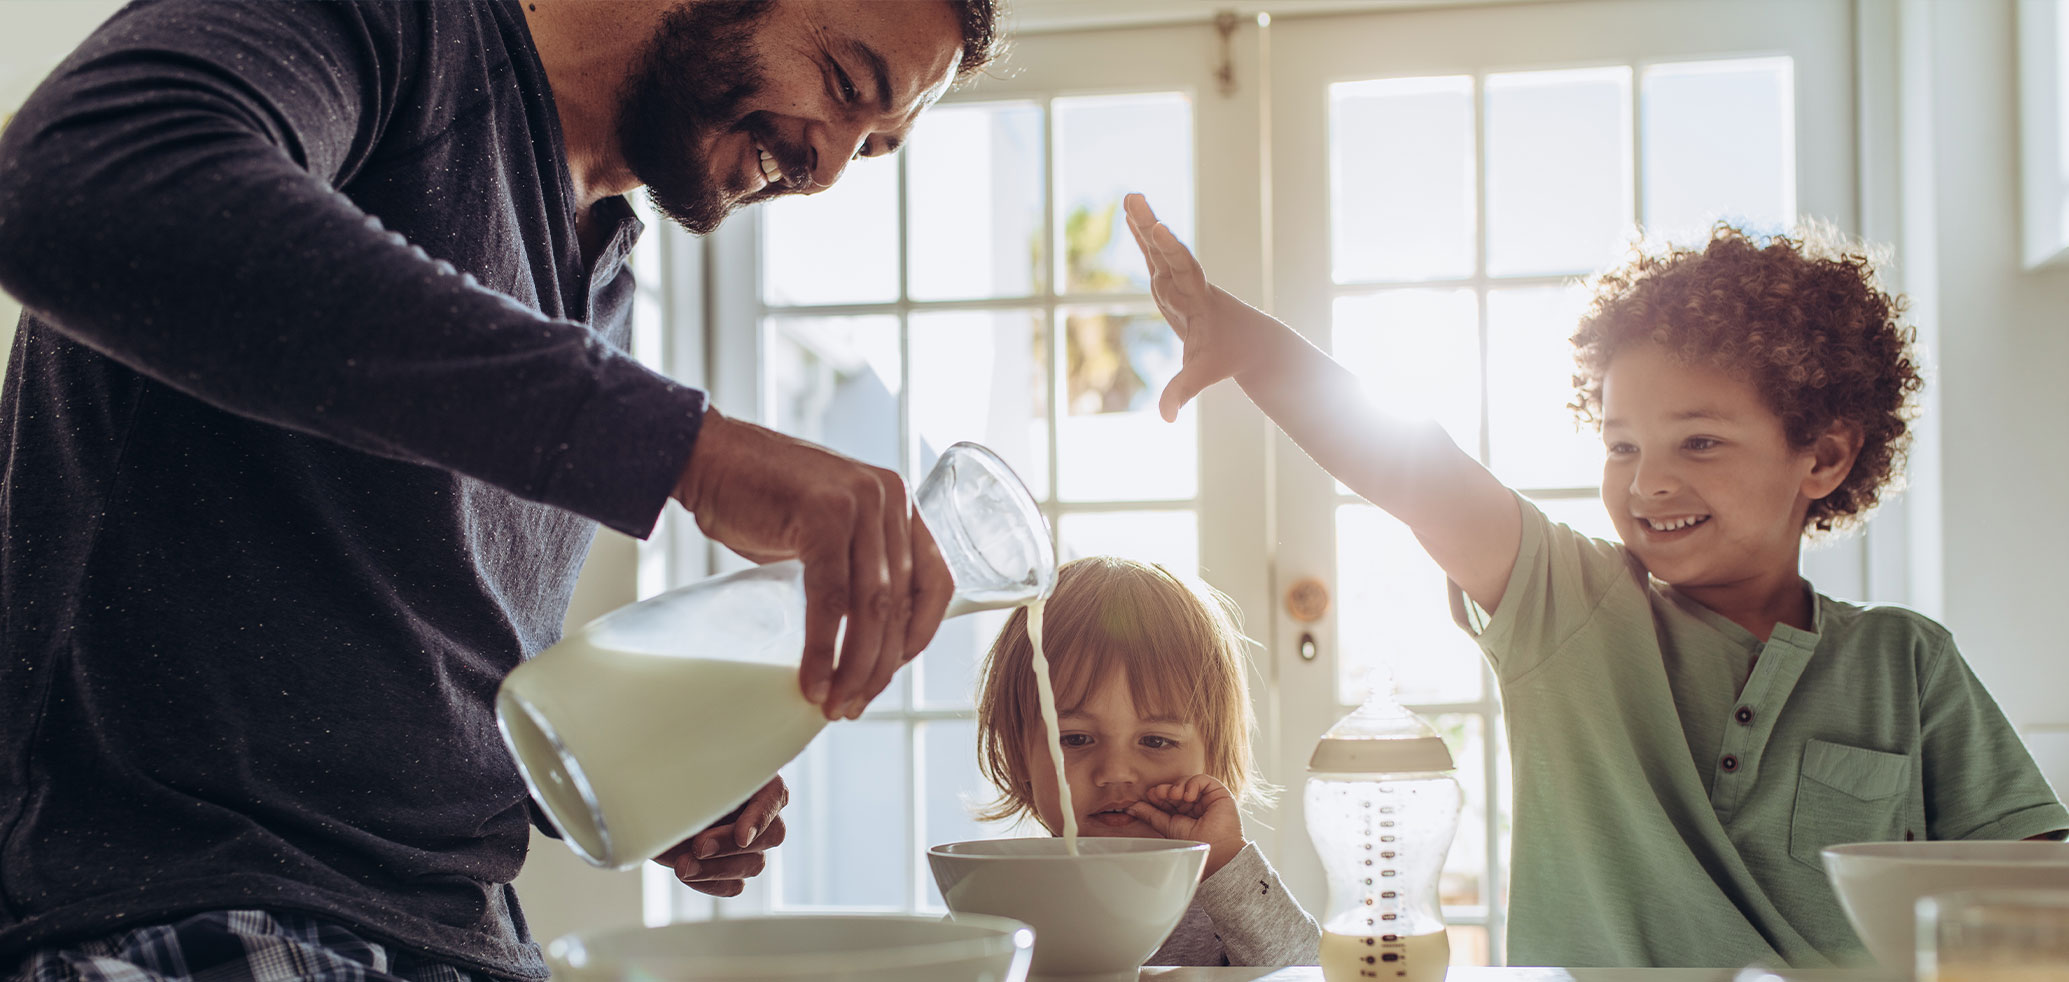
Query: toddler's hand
[[1125, 773, 1247, 880], [1123, 192, 1276, 423]]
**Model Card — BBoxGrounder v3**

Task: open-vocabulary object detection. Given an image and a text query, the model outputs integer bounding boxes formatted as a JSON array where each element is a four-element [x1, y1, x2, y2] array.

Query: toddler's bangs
[[1043, 611, 1220, 731]]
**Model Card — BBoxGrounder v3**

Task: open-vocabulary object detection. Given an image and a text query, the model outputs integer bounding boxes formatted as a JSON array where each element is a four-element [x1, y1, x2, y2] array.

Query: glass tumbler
[[1917, 889, 2069, 982]]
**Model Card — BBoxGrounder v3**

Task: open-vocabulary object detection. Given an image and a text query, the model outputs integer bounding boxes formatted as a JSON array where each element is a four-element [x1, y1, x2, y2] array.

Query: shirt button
[[1734, 706, 1754, 724], [1721, 754, 1740, 772]]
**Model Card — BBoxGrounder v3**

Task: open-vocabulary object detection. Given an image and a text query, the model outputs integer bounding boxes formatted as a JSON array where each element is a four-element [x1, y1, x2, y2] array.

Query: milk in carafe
[[500, 643, 825, 865], [500, 442, 1057, 870]]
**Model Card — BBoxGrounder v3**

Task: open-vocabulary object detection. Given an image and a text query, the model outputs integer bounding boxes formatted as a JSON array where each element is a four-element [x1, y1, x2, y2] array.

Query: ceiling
[[1002, 0, 1551, 35]]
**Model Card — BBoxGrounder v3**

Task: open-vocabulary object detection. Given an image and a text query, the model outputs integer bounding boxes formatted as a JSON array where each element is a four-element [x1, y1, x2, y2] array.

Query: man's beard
[[616, 1, 780, 235]]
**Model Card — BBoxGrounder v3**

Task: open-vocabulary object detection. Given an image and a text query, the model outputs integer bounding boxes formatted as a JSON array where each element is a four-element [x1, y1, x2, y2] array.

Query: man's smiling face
[[616, 0, 965, 234]]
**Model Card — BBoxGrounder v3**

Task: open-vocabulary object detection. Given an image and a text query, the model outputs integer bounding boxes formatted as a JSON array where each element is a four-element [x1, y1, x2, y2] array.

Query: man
[[0, 1, 1002, 979]]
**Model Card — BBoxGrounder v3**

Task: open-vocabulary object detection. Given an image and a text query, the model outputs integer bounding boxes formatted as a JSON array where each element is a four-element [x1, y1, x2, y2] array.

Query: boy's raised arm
[[1124, 193, 1522, 611]]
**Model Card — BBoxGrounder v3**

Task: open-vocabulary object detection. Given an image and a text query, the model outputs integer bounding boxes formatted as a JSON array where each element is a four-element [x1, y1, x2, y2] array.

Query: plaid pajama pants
[[4, 910, 496, 982]]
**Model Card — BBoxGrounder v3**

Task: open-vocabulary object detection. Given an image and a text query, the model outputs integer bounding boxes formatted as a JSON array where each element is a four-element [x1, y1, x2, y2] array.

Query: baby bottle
[[498, 441, 1055, 869], [1306, 681, 1461, 982]]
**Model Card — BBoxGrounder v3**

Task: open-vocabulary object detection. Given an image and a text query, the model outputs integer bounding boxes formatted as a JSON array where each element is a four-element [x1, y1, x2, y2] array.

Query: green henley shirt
[[1463, 494, 2068, 968]]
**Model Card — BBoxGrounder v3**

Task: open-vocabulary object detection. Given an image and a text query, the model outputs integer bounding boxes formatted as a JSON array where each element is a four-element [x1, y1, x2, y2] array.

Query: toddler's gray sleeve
[[1190, 842, 1322, 966]]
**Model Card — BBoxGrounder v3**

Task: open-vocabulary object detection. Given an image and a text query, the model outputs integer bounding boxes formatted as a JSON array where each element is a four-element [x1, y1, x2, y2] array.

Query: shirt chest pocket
[[1788, 739, 1911, 870]]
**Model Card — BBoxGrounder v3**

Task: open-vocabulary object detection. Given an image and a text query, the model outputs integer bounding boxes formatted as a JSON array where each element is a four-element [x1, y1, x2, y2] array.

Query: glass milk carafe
[[498, 441, 1056, 870], [1306, 685, 1462, 982]]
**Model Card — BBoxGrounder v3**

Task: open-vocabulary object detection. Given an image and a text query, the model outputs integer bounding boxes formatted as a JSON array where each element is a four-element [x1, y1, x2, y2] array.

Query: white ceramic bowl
[[928, 838, 1208, 982], [544, 912, 1034, 982], [1822, 841, 2069, 970]]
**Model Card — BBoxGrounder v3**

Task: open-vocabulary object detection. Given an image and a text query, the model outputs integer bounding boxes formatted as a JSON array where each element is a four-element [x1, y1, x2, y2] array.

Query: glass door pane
[[909, 310, 1048, 493], [907, 102, 1046, 301], [1058, 511, 1200, 574], [763, 315, 903, 475], [1336, 503, 1485, 706], [1332, 289, 1482, 463], [779, 720, 908, 908], [1054, 93, 1195, 295], [1330, 76, 1478, 284], [760, 163, 899, 306], [1485, 67, 1633, 277], [1642, 58, 1795, 242], [1058, 305, 1196, 502], [1484, 285, 1597, 490]]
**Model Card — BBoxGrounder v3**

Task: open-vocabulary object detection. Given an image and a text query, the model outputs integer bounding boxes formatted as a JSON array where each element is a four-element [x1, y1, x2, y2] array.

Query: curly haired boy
[[1121, 194, 2069, 969]]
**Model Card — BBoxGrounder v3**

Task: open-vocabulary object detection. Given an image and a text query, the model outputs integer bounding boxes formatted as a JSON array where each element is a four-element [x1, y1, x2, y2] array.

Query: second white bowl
[[1823, 840, 2069, 970]]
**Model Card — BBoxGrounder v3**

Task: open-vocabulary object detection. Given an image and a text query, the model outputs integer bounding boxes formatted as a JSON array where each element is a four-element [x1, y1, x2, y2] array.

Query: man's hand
[[1125, 774, 1247, 880], [675, 409, 953, 720], [653, 777, 789, 898]]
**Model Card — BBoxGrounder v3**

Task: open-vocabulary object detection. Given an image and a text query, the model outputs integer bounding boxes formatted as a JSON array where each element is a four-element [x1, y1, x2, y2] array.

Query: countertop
[[1139, 969, 1904, 981]]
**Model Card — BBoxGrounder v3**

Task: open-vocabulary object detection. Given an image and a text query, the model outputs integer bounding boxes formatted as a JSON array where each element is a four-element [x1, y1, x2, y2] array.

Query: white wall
[[0, 1, 121, 97], [0, 0, 126, 352], [1901, 0, 2069, 742]]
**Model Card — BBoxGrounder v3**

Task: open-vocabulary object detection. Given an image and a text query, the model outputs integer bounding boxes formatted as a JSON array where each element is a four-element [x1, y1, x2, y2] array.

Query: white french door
[[688, 18, 1274, 919], [685, 0, 1870, 966], [1264, 0, 1857, 964]]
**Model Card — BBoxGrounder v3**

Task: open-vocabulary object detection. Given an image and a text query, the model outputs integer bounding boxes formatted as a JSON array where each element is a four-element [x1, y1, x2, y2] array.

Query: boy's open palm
[[1124, 193, 1267, 423], [1126, 773, 1246, 878]]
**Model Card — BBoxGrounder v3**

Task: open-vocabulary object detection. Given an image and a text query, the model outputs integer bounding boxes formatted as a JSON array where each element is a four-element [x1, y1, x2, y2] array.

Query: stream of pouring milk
[[1025, 598, 1079, 854]]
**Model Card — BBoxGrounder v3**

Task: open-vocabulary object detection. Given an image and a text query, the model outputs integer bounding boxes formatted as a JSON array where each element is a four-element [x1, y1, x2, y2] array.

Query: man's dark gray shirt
[[0, 2, 707, 977]]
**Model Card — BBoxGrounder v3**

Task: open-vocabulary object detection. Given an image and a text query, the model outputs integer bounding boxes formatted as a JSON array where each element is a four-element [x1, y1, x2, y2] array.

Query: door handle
[[1284, 576, 1329, 623], [1286, 578, 1327, 662]]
